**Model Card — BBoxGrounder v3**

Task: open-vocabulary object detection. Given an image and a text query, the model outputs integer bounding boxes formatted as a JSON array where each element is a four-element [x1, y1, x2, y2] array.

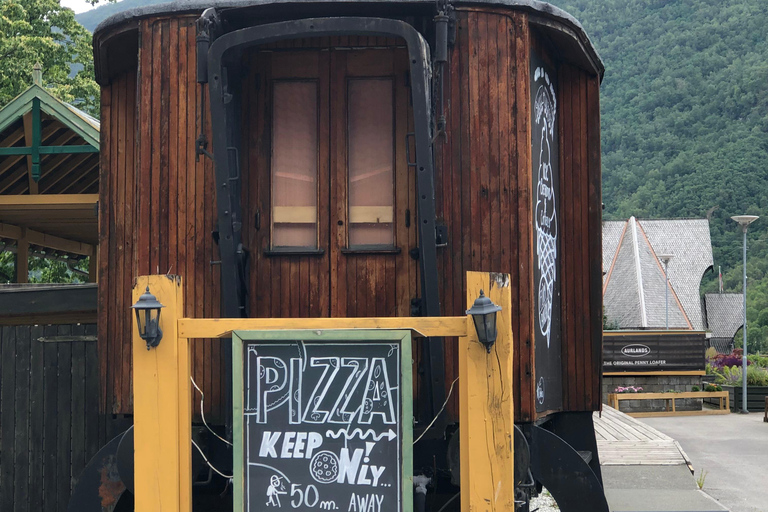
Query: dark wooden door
[[245, 44, 417, 320]]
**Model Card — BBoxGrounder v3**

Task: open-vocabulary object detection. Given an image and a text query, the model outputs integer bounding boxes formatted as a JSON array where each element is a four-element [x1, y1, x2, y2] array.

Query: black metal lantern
[[131, 286, 165, 350], [466, 289, 502, 353]]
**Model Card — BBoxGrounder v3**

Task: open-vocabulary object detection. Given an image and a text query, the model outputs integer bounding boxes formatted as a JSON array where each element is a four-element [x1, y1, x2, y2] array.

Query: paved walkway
[[642, 412, 768, 512], [594, 406, 727, 512]]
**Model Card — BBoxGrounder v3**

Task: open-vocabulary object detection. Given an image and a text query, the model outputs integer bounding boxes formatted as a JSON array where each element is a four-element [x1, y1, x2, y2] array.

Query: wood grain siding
[[435, 11, 601, 421], [435, 10, 538, 421], [97, 10, 602, 422], [0, 324, 130, 512], [99, 16, 224, 420], [557, 61, 602, 413]]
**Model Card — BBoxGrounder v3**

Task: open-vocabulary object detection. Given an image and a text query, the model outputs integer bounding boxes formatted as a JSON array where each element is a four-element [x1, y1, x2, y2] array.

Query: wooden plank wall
[[435, 10, 602, 422], [0, 324, 129, 512], [99, 16, 225, 421], [435, 9, 536, 421], [98, 11, 602, 423], [557, 62, 603, 414]]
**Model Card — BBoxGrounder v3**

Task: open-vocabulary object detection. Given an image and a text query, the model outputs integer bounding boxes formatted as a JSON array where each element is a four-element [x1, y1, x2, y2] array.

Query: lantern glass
[[466, 289, 502, 353], [131, 286, 165, 349]]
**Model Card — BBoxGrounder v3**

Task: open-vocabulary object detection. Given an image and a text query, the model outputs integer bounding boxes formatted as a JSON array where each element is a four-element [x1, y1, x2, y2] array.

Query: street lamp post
[[731, 214, 759, 414], [658, 254, 674, 330]]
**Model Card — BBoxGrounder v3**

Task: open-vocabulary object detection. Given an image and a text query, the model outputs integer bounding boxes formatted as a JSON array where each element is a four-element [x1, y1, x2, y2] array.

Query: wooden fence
[[0, 323, 129, 512]]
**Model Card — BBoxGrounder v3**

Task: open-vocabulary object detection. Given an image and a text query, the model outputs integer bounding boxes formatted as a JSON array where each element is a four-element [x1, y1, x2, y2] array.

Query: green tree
[[0, 0, 98, 114]]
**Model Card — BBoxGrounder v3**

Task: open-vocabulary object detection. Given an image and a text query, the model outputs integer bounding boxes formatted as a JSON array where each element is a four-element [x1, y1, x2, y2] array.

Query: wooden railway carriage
[[90, 0, 604, 509]]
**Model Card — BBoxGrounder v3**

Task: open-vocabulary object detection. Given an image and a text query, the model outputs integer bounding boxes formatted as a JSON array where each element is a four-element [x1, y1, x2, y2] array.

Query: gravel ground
[[530, 489, 559, 512]]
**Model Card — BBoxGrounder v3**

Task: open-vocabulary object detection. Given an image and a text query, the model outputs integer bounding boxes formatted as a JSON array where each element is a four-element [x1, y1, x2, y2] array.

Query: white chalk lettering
[[293, 432, 307, 458], [347, 493, 384, 512], [357, 465, 372, 485], [305, 432, 323, 458], [359, 358, 396, 424], [256, 357, 289, 424], [259, 431, 280, 458], [328, 358, 369, 424], [338, 448, 364, 484], [369, 466, 385, 487], [280, 432, 296, 458], [303, 357, 340, 424], [259, 431, 324, 459]]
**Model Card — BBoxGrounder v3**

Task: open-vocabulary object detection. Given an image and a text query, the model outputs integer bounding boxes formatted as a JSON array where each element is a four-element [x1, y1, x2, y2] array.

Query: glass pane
[[348, 79, 395, 247], [272, 81, 318, 248]]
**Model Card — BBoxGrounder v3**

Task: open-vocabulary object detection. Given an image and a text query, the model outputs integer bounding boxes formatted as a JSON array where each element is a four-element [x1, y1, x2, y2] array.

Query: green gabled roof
[[0, 84, 99, 149]]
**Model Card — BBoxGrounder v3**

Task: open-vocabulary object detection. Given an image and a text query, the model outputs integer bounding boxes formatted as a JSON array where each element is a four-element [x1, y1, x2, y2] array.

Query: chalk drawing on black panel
[[533, 67, 558, 348], [266, 474, 287, 507]]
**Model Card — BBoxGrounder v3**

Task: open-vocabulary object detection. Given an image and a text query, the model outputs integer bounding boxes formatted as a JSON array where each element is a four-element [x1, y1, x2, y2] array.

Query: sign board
[[233, 329, 412, 512], [531, 48, 563, 412], [603, 331, 706, 372]]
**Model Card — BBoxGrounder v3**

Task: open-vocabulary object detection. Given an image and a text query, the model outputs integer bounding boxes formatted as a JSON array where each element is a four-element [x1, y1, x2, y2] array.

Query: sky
[[61, 0, 96, 14]]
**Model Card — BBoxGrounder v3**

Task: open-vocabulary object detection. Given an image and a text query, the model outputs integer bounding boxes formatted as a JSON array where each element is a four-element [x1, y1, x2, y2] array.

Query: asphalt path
[[641, 412, 768, 512]]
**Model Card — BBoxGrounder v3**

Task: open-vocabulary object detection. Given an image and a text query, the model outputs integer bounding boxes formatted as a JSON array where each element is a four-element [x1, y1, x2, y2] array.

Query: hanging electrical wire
[[413, 376, 459, 444], [191, 375, 233, 447], [191, 439, 233, 479]]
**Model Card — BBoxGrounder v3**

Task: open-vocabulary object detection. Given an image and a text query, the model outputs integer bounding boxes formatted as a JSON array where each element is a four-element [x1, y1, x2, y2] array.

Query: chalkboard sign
[[232, 330, 413, 512], [531, 48, 563, 413]]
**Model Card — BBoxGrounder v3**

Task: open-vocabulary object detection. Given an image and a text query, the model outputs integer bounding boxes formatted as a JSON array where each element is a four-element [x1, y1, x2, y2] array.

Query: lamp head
[[466, 289, 503, 353], [731, 215, 759, 232], [657, 253, 674, 266], [131, 286, 165, 350]]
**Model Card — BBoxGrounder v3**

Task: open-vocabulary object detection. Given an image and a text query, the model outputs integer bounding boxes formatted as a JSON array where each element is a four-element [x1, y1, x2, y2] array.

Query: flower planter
[[703, 384, 768, 412], [607, 391, 729, 417]]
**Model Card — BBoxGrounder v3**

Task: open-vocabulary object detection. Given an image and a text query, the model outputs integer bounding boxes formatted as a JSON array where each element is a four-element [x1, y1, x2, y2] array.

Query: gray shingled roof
[[603, 217, 713, 330], [704, 293, 743, 340]]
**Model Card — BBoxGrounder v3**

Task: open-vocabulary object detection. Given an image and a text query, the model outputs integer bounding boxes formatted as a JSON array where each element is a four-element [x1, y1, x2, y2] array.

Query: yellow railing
[[132, 271, 514, 511]]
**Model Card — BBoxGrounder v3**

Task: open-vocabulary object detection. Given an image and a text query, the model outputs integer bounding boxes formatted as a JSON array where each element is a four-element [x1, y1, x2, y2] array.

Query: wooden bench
[[607, 391, 730, 418]]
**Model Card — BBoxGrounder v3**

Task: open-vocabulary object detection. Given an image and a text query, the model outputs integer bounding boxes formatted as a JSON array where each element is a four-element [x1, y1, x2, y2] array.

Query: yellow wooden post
[[132, 275, 191, 512], [460, 271, 515, 510]]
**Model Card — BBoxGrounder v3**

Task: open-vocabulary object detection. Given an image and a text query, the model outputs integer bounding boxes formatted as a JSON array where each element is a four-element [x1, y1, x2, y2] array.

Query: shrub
[[704, 383, 722, 392], [691, 386, 700, 392], [747, 365, 768, 386], [710, 365, 768, 387]]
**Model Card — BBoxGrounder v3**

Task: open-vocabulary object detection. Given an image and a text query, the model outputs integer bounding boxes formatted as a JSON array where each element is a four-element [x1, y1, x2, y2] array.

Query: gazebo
[[0, 65, 99, 283]]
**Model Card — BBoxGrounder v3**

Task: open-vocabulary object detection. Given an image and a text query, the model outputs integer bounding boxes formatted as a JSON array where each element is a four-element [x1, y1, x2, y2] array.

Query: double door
[[243, 42, 418, 319]]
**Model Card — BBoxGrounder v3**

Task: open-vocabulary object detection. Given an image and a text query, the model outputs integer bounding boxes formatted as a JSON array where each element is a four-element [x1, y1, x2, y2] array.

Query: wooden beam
[[133, 275, 191, 512], [0, 223, 23, 240], [16, 228, 28, 283], [0, 283, 96, 316], [0, 221, 92, 256], [22, 112, 37, 194], [177, 316, 469, 339], [603, 371, 706, 376], [461, 271, 515, 511], [31, 98, 41, 181], [0, 312, 97, 326], [0, 194, 98, 210], [0, 126, 71, 193], [88, 250, 97, 283], [27, 230, 93, 256]]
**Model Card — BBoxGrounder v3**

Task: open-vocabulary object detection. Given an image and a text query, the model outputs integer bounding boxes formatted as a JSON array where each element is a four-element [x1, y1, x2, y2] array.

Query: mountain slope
[[550, 0, 768, 350]]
